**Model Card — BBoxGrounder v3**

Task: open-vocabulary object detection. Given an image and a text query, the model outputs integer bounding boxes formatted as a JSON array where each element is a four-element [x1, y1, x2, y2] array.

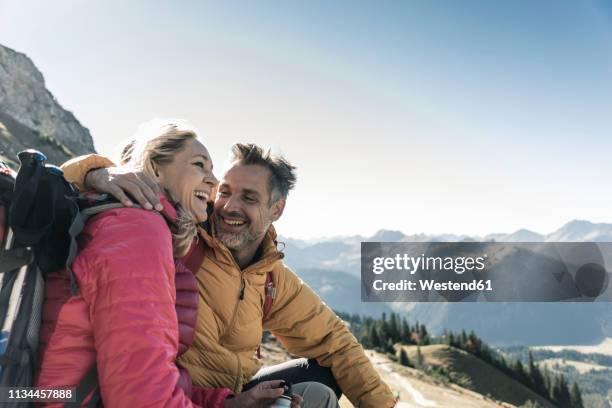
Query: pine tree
[[460, 330, 468, 348], [513, 360, 530, 387], [369, 325, 381, 349], [448, 332, 456, 347], [385, 338, 395, 355], [542, 366, 552, 400], [558, 375, 571, 408], [551, 374, 571, 408], [414, 323, 429, 345], [467, 330, 479, 355], [399, 348, 411, 367], [400, 317, 410, 344], [528, 351, 546, 398], [389, 312, 400, 343], [569, 382, 584, 408], [479, 343, 492, 363], [420, 324, 428, 341], [379, 314, 391, 341]]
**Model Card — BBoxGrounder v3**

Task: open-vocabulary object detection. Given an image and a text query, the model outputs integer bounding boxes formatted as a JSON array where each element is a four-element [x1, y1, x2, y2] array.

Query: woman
[[36, 119, 301, 407]]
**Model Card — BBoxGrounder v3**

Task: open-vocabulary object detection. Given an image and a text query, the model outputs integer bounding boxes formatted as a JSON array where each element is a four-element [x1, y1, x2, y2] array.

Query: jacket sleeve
[[263, 264, 395, 408], [74, 208, 232, 407], [60, 153, 115, 191]]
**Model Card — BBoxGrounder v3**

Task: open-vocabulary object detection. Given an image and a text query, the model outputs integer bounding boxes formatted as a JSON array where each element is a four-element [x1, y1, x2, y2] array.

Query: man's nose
[[222, 194, 240, 212]]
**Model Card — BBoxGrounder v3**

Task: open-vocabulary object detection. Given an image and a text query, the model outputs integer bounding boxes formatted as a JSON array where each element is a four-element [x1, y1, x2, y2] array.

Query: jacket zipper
[[220, 251, 284, 384], [239, 277, 245, 300], [221, 253, 281, 340]]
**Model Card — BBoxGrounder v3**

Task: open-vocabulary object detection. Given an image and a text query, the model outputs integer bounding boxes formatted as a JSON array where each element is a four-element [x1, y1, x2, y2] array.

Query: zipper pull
[[239, 279, 245, 300]]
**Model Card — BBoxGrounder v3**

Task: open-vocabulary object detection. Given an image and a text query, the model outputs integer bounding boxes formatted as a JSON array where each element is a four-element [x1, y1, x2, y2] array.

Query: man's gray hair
[[231, 143, 297, 204]]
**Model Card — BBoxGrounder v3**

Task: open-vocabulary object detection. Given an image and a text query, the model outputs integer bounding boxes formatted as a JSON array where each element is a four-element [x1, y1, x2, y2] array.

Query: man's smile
[[219, 215, 248, 229]]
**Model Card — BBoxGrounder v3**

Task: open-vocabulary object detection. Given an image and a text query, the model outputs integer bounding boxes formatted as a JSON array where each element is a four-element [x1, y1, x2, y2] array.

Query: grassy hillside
[[260, 337, 516, 408], [399, 344, 555, 407]]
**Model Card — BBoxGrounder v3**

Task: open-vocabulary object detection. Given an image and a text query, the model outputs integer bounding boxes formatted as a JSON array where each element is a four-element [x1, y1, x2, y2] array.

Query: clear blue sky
[[1, 0, 611, 238]]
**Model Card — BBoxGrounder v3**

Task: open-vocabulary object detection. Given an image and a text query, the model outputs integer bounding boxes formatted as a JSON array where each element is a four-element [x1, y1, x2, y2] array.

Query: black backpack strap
[[0, 247, 33, 274], [65, 364, 100, 408], [0, 263, 39, 388], [0, 268, 18, 330]]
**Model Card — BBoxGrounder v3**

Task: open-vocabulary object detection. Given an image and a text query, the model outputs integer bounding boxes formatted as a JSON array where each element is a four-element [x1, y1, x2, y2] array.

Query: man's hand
[[224, 380, 302, 408], [85, 167, 163, 211]]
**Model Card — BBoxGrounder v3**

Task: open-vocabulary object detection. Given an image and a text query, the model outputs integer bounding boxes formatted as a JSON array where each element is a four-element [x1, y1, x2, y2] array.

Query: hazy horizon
[[279, 218, 609, 242]]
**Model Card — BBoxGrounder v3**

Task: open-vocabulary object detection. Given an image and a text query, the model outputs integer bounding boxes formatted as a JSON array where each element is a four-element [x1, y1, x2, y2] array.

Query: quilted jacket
[[178, 226, 396, 407], [36, 197, 233, 407]]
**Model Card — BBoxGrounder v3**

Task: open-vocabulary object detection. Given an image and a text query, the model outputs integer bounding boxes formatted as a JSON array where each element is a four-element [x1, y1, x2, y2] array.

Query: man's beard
[[212, 212, 259, 250]]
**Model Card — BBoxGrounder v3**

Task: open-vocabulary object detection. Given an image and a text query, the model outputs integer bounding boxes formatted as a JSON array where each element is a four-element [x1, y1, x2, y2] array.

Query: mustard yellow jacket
[[62, 155, 395, 407]]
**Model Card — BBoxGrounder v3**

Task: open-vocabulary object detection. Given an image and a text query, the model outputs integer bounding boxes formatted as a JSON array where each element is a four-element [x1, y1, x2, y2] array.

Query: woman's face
[[156, 138, 217, 222]]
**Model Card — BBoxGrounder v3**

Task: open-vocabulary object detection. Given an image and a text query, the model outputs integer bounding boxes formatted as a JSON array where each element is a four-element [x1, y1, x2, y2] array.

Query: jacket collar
[[159, 195, 179, 222], [199, 219, 284, 270]]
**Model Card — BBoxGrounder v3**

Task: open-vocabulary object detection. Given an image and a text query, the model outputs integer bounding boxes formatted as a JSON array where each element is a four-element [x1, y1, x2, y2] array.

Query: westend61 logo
[[372, 254, 487, 275], [361, 242, 612, 302]]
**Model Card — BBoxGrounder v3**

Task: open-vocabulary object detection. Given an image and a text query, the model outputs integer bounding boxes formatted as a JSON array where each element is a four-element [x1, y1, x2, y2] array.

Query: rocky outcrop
[[0, 44, 95, 166]]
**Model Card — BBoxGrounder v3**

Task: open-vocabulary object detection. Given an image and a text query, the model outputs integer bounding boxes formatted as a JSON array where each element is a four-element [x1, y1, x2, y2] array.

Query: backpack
[[0, 152, 41, 393], [0, 150, 123, 407]]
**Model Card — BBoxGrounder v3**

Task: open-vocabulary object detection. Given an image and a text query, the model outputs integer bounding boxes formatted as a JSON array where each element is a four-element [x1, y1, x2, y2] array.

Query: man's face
[[213, 163, 284, 251]]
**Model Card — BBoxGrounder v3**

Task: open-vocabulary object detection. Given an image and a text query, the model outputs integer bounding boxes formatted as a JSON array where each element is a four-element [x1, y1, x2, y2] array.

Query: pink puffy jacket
[[36, 197, 233, 407]]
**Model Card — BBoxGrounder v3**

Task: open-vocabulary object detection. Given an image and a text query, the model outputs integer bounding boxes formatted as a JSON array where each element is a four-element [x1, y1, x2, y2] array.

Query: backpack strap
[[0, 262, 39, 379], [0, 268, 19, 336], [0, 247, 33, 274], [65, 363, 100, 408], [256, 271, 275, 359], [66, 202, 125, 295], [262, 271, 275, 319]]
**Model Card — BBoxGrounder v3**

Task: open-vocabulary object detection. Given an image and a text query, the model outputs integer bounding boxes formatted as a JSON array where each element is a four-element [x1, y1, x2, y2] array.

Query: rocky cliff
[[0, 44, 95, 167]]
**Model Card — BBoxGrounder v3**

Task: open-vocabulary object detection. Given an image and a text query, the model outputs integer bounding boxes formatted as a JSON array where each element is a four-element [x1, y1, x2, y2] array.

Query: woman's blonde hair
[[118, 118, 199, 257]]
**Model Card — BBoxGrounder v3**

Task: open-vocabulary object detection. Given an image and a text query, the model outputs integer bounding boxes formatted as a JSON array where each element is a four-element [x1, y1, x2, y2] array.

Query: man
[[62, 143, 395, 407]]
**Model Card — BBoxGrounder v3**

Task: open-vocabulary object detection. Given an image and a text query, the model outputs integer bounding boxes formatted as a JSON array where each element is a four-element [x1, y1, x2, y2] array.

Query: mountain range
[[280, 220, 612, 346]]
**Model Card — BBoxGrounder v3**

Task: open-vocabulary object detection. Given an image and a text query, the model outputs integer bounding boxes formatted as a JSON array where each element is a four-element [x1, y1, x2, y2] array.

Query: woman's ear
[[151, 163, 161, 180]]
